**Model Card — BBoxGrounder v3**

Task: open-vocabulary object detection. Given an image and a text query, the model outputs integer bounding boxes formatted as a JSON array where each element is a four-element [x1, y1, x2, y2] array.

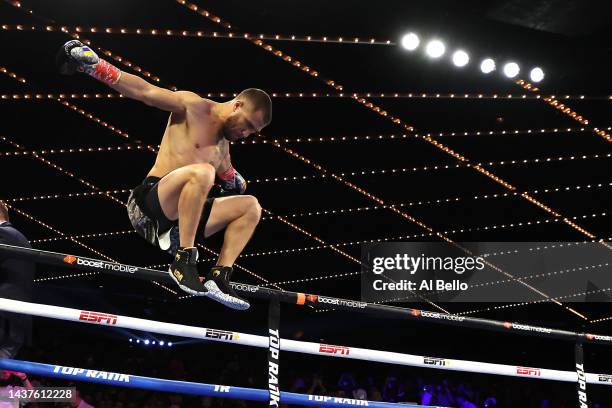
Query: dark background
[[0, 0, 611, 404]]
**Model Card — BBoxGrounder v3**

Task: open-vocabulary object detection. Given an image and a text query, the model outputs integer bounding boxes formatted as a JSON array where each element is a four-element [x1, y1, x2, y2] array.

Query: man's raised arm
[[56, 40, 198, 114]]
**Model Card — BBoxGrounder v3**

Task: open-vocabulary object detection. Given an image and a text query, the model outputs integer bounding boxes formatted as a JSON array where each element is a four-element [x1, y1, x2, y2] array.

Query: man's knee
[[244, 195, 262, 222], [187, 163, 215, 189]]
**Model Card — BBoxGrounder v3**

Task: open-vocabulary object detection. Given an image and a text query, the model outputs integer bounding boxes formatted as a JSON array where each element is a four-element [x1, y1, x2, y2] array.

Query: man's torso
[[148, 99, 228, 178]]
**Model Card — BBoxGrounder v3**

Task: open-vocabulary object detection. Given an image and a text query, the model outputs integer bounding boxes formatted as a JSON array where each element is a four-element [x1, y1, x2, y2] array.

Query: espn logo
[[598, 374, 612, 383], [424, 357, 448, 366], [516, 367, 541, 377], [319, 344, 350, 355], [205, 329, 238, 341], [79, 311, 118, 325]]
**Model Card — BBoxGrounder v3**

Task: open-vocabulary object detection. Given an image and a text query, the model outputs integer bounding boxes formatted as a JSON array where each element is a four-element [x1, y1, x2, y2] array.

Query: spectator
[[0, 370, 34, 408], [0, 201, 34, 359], [71, 388, 95, 408]]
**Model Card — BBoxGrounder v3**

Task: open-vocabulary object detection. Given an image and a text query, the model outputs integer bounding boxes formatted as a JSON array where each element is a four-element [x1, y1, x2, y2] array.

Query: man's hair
[[0, 201, 8, 221], [237, 88, 272, 126]]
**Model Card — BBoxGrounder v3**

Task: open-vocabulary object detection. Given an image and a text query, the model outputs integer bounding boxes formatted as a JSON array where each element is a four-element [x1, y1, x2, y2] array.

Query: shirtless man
[[56, 40, 272, 310]]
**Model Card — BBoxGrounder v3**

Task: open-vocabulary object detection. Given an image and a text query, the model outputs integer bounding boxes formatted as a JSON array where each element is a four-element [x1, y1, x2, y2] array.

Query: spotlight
[[144, 340, 150, 345], [159, 341, 165, 346], [452, 50, 469, 67], [530, 67, 544, 82], [168, 342, 173, 347], [152, 341, 156, 345], [129, 339, 133, 343], [425, 40, 445, 58], [480, 58, 496, 74], [503, 62, 520, 78], [401, 33, 420, 51], [136, 339, 140, 344]]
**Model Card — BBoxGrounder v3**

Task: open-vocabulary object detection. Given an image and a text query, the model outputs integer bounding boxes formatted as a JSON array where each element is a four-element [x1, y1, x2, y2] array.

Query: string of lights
[[0, 67, 157, 152], [479, 239, 612, 259], [36, 211, 608, 271], [456, 287, 612, 317], [0, 145, 145, 156], [251, 126, 611, 144], [30, 230, 135, 244], [2, 91, 611, 101], [3, 190, 131, 203], [5, 1, 175, 90], [591, 316, 612, 324], [3, 180, 607, 218], [1, 142, 609, 180], [245, 151, 611, 184], [0, 65, 27, 83], [1, 136, 126, 206], [3, 202, 114, 262], [242, 211, 609, 261], [0, 23, 393, 45], [515, 79, 612, 142], [3, 127, 610, 158]]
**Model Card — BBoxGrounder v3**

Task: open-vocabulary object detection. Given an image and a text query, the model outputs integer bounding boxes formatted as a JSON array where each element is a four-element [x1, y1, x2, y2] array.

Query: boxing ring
[[0, 243, 611, 407]]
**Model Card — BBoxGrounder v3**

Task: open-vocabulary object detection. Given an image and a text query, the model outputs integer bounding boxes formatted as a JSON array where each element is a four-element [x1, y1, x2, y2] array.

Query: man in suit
[[0, 201, 34, 359]]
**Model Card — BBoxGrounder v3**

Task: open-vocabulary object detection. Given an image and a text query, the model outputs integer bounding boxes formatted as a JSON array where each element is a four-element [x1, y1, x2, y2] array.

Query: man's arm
[[57, 40, 199, 114], [110, 72, 200, 114]]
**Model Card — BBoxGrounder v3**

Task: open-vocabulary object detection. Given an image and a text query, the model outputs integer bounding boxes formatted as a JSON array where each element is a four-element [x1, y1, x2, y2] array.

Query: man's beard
[[221, 120, 240, 141]]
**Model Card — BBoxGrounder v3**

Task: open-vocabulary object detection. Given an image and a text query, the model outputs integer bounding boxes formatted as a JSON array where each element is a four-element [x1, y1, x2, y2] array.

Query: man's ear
[[233, 100, 244, 111]]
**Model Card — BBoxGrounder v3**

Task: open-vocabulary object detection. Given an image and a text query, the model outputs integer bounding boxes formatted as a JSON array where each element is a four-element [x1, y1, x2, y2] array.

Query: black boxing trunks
[[127, 176, 215, 255]]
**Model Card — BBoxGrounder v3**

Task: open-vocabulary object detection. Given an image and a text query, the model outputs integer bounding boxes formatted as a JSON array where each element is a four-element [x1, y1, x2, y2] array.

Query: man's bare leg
[[203, 195, 262, 266], [155, 163, 215, 295], [156, 163, 215, 247], [196, 195, 262, 310]]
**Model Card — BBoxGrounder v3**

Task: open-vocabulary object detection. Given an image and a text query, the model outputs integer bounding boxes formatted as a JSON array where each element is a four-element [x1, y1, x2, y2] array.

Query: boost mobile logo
[[413, 310, 465, 322], [317, 296, 367, 309], [586, 333, 612, 342], [506, 322, 552, 334], [72, 257, 138, 273], [230, 283, 259, 293]]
